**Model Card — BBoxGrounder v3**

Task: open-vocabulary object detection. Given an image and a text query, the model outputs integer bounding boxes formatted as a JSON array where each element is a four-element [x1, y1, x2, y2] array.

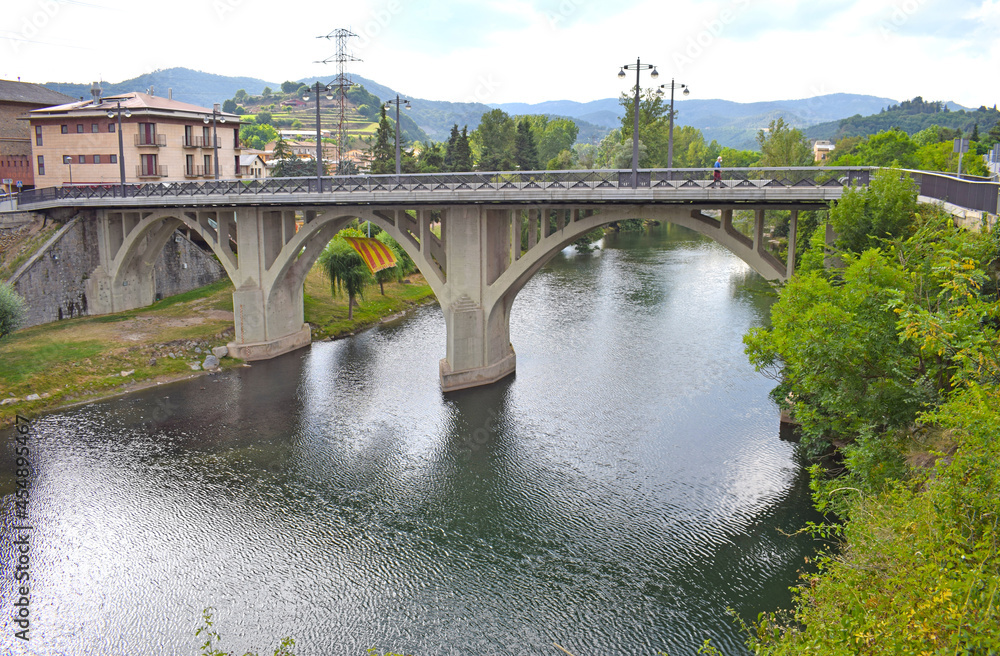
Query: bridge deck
[[14, 167, 870, 211]]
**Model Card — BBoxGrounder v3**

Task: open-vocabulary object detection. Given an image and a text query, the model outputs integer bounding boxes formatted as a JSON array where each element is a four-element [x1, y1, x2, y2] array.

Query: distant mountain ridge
[[493, 93, 900, 149], [42, 68, 967, 150]]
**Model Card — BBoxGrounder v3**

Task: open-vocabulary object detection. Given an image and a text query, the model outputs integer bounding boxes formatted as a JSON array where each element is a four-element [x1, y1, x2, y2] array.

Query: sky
[[2, 0, 999, 108]]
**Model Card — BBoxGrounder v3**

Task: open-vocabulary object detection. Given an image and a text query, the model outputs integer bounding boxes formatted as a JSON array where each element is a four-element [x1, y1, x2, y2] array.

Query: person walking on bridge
[[713, 156, 722, 185]]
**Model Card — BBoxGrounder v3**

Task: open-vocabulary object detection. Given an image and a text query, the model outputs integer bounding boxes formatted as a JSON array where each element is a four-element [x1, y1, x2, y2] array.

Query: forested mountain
[[43, 68, 273, 107], [806, 96, 1000, 140]]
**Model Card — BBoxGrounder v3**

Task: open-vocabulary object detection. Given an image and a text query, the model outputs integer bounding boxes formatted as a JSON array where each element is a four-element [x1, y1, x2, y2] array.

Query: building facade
[[0, 79, 77, 192], [28, 92, 243, 186]]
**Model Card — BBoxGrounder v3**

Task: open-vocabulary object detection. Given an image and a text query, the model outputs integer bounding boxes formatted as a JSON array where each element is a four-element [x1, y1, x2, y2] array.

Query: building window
[[186, 154, 194, 175], [94, 155, 101, 164], [63, 155, 72, 164], [37, 155, 44, 175], [204, 154, 212, 176], [234, 155, 240, 174], [110, 154, 117, 164], [78, 155, 86, 164], [109, 123, 115, 133], [91, 123, 99, 133], [234, 127, 240, 148], [35, 125, 43, 146], [76, 124, 84, 133], [61, 125, 68, 134]]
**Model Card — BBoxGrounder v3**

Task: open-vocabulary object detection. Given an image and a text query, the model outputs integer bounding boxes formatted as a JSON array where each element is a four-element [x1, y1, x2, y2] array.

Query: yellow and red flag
[[343, 236, 398, 274]]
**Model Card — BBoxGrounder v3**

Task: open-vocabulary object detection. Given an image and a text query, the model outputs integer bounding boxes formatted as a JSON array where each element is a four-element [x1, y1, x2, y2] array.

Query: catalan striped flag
[[343, 236, 398, 274]]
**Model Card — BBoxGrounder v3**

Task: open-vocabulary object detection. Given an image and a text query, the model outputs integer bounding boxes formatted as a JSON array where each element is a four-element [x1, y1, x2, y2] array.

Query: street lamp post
[[618, 58, 658, 188], [303, 82, 334, 189], [384, 94, 411, 176], [203, 103, 226, 180], [660, 79, 690, 171], [106, 99, 131, 196]]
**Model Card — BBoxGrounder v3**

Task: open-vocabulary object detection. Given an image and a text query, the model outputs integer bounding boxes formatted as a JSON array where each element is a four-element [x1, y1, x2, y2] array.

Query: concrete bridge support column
[[438, 205, 516, 392], [227, 207, 311, 361]]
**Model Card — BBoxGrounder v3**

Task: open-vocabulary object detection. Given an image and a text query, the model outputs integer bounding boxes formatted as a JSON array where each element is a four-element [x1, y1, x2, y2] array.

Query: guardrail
[[902, 169, 999, 215], [14, 167, 875, 207]]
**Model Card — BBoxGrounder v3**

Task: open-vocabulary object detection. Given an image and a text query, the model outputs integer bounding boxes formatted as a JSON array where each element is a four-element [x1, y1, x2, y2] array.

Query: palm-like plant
[[317, 228, 373, 319]]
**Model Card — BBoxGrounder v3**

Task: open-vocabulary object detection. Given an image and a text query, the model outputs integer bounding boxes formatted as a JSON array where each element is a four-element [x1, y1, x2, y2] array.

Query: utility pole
[[317, 28, 361, 174]]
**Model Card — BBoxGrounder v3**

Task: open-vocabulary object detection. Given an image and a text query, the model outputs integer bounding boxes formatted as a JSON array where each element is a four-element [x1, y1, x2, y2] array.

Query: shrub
[[0, 282, 26, 340]]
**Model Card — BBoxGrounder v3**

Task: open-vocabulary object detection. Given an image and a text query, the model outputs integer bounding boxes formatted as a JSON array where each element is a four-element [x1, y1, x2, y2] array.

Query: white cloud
[[1, 0, 996, 108]]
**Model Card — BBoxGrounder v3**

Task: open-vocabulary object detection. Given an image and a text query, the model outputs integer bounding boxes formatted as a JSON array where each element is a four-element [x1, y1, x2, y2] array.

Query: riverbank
[[0, 267, 435, 425]]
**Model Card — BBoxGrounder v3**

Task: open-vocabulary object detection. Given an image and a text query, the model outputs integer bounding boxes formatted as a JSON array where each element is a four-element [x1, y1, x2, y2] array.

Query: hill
[[495, 93, 898, 149], [805, 96, 1000, 141], [43, 68, 275, 107]]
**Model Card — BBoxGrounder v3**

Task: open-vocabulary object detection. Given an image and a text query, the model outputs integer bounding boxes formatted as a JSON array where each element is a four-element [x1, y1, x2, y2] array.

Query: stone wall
[[10, 216, 226, 327]]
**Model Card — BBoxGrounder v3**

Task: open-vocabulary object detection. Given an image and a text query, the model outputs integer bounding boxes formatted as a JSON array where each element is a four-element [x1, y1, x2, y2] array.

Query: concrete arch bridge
[[17, 167, 874, 390]]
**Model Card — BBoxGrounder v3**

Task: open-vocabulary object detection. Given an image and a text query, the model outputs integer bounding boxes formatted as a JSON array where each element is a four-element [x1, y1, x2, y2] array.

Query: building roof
[[0, 79, 77, 106], [239, 154, 264, 165], [27, 92, 241, 122]]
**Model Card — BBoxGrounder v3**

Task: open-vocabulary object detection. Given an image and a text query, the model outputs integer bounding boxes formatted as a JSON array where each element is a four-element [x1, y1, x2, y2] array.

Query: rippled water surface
[[1, 224, 819, 655]]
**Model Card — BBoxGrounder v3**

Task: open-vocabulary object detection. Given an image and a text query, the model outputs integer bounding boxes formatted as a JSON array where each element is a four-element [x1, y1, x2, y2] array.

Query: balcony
[[184, 136, 220, 148], [136, 164, 168, 178], [184, 165, 207, 178], [135, 133, 166, 147]]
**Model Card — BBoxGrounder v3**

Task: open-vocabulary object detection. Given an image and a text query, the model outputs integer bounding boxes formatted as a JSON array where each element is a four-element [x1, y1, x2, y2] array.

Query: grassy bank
[[0, 267, 434, 424]]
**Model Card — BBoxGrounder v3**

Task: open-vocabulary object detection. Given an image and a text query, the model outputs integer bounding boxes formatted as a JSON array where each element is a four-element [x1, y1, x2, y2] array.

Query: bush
[[0, 282, 26, 340]]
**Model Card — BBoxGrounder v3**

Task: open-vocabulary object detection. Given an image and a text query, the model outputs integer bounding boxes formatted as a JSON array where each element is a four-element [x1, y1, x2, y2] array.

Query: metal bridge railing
[[15, 167, 881, 208]]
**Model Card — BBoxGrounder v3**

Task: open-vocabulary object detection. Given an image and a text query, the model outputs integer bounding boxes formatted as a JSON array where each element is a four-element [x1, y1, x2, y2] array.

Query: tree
[[756, 117, 813, 167], [255, 111, 273, 126], [514, 118, 539, 170], [473, 109, 516, 171], [280, 80, 299, 94], [618, 87, 671, 167], [222, 99, 237, 114], [272, 136, 292, 161], [272, 157, 317, 177], [372, 231, 409, 295], [0, 282, 26, 340], [261, 86, 272, 99], [829, 168, 918, 254], [369, 105, 394, 175], [317, 228, 373, 320], [239, 123, 279, 150], [453, 126, 472, 172], [234, 89, 248, 104]]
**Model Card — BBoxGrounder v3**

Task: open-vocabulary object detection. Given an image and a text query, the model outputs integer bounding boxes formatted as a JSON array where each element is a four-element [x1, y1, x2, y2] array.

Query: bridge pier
[[438, 206, 516, 392], [227, 207, 311, 361]]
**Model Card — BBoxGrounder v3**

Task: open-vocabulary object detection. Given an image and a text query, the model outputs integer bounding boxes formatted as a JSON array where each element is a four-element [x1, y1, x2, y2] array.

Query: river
[[1, 223, 819, 655]]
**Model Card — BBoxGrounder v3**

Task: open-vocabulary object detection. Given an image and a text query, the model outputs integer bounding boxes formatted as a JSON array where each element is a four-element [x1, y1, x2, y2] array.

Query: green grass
[[0, 225, 60, 279], [1, 265, 434, 424]]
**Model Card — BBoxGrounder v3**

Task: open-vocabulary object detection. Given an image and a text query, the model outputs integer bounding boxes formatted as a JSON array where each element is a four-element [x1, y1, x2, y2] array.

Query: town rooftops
[[0, 79, 77, 106], [27, 91, 241, 122]]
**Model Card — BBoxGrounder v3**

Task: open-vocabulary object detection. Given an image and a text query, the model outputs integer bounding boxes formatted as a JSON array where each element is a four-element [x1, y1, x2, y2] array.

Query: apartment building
[[0, 79, 76, 192], [27, 91, 244, 186]]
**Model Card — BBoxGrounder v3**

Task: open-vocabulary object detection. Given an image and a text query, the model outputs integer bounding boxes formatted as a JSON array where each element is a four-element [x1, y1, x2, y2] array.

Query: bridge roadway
[[10, 166, 874, 390]]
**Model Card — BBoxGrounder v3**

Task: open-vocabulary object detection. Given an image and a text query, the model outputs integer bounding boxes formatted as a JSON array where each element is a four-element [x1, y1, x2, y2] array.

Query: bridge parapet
[[15, 167, 873, 211]]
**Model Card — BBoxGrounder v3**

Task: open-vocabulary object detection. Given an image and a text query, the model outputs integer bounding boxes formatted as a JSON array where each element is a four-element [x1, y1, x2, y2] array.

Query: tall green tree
[[756, 117, 813, 167], [369, 105, 394, 175], [829, 168, 918, 254], [618, 87, 671, 167], [317, 228, 373, 320], [514, 118, 539, 170], [453, 126, 472, 172], [473, 109, 516, 171]]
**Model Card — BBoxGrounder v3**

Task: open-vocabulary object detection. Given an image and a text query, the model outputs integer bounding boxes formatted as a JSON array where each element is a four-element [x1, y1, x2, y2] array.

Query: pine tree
[[445, 124, 460, 171], [454, 126, 473, 172], [369, 105, 394, 175], [514, 118, 539, 171]]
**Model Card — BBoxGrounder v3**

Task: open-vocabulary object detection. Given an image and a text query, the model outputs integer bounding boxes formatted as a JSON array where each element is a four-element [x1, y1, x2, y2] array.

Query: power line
[[317, 28, 361, 173]]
